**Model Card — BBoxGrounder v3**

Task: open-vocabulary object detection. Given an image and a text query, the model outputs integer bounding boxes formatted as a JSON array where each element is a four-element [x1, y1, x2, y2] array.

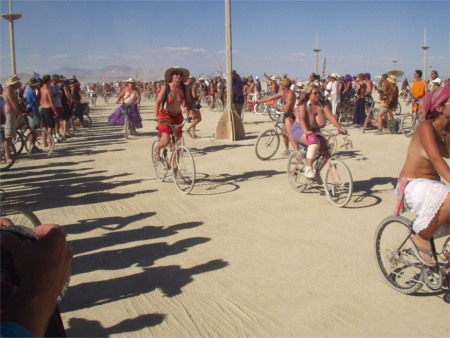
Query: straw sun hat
[[164, 67, 189, 83]]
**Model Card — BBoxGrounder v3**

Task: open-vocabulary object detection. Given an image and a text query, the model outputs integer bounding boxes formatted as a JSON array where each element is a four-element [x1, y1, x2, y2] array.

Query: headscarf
[[421, 87, 450, 120]]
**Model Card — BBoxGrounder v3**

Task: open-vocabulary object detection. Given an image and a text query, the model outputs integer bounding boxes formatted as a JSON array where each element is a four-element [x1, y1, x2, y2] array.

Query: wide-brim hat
[[330, 72, 340, 79], [124, 77, 136, 83], [387, 75, 397, 85], [280, 78, 292, 87], [164, 67, 189, 83], [6, 74, 20, 86], [28, 77, 40, 87]]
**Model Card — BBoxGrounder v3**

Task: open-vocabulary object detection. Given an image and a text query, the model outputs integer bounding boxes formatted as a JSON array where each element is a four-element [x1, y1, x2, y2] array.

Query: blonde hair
[[298, 85, 316, 106]]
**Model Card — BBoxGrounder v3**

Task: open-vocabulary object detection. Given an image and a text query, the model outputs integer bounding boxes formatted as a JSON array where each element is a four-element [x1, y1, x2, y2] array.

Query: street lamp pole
[[1, 0, 22, 75], [421, 28, 430, 82], [313, 32, 321, 75], [392, 52, 398, 70]]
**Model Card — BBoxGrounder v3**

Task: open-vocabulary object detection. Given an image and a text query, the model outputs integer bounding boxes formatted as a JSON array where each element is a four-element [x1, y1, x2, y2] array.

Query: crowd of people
[[1, 66, 449, 334]]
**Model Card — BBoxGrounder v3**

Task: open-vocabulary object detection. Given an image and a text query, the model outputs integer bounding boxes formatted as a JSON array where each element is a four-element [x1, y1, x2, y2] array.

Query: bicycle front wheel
[[67, 119, 76, 136], [339, 104, 355, 127], [287, 150, 308, 193], [254, 129, 280, 160], [400, 114, 414, 137], [151, 139, 168, 181], [25, 129, 55, 158], [374, 215, 423, 294], [1, 204, 41, 230], [172, 145, 196, 194], [324, 159, 353, 207], [1, 139, 16, 171]]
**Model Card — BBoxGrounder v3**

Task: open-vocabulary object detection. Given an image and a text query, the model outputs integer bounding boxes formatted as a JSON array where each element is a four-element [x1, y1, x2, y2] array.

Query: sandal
[[281, 149, 290, 157], [408, 237, 437, 267]]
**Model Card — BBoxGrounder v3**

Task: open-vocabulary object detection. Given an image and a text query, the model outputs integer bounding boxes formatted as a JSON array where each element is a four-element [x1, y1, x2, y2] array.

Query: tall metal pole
[[422, 28, 430, 82], [392, 52, 398, 70], [1, 0, 22, 75], [313, 32, 321, 75]]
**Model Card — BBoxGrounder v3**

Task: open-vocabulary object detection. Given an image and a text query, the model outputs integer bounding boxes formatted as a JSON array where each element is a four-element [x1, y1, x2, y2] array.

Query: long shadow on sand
[[65, 314, 165, 338], [61, 259, 228, 312], [346, 176, 397, 209]]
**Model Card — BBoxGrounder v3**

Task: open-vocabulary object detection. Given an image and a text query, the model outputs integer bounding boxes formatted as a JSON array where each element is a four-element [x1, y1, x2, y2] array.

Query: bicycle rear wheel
[[287, 150, 308, 193], [67, 119, 76, 136], [254, 129, 280, 160], [0, 139, 16, 171], [400, 114, 415, 137], [339, 104, 355, 127], [374, 215, 423, 294], [324, 159, 353, 207], [24, 129, 55, 158], [172, 145, 196, 194], [1, 204, 41, 230]]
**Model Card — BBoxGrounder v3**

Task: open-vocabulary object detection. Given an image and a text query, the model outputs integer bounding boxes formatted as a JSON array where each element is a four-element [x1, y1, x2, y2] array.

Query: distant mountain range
[[2, 65, 168, 84]]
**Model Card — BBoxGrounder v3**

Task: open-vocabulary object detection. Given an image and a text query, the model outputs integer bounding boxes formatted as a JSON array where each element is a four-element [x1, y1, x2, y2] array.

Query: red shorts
[[158, 109, 183, 137]]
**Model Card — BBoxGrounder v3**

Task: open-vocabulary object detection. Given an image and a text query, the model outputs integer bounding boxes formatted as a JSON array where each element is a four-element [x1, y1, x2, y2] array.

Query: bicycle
[[67, 103, 92, 136], [400, 99, 422, 138], [120, 104, 137, 139], [151, 117, 196, 194], [337, 98, 356, 127], [374, 214, 449, 299], [361, 99, 379, 133], [287, 133, 353, 207], [0, 189, 41, 229], [0, 126, 17, 171], [15, 114, 55, 158]]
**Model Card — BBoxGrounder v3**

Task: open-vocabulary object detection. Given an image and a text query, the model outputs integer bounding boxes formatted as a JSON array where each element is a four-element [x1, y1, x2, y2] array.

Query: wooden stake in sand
[[215, 0, 245, 141]]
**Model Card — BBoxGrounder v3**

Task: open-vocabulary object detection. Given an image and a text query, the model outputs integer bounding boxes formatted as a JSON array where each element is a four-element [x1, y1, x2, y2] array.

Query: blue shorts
[[291, 121, 320, 143]]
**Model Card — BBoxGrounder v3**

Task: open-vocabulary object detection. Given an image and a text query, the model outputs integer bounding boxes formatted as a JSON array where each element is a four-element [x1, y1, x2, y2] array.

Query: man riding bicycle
[[154, 67, 193, 161]]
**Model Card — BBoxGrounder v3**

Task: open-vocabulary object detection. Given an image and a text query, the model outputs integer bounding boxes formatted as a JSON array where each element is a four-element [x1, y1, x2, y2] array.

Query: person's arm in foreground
[[1, 224, 72, 338]]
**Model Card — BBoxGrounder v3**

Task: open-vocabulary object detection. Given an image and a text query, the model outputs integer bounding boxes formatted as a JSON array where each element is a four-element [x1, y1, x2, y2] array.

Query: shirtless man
[[40, 75, 58, 143], [154, 67, 193, 160], [3, 75, 27, 162], [255, 78, 296, 156]]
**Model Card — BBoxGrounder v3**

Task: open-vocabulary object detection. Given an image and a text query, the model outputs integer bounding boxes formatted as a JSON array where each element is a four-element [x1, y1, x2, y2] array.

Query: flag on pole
[[321, 58, 326, 77]]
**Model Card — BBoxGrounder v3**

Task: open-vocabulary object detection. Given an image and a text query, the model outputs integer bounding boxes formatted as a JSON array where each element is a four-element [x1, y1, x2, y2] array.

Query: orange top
[[411, 80, 426, 112]]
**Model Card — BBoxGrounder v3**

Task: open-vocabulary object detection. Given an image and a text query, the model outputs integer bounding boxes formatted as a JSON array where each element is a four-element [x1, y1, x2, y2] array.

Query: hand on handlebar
[[338, 128, 348, 135]]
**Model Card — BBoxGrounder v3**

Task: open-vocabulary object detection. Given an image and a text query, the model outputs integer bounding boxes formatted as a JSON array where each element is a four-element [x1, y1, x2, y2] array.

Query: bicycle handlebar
[[154, 117, 192, 129]]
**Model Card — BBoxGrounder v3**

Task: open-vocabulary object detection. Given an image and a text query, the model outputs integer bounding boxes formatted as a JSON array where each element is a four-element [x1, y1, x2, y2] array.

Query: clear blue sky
[[1, 0, 449, 82]]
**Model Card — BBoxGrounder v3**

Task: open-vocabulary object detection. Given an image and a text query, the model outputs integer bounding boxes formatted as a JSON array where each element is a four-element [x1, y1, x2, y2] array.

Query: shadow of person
[[65, 314, 165, 337], [61, 259, 228, 312]]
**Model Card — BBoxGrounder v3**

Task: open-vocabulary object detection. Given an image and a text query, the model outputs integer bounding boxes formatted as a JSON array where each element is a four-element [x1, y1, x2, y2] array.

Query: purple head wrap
[[421, 87, 450, 120]]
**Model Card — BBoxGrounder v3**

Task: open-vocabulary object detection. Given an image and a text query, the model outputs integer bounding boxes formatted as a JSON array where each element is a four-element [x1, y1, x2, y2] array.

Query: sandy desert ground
[[2, 96, 449, 337]]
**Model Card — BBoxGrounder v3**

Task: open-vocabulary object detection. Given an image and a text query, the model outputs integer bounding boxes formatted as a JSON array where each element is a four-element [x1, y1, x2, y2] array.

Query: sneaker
[[53, 136, 60, 143], [57, 134, 63, 142], [153, 150, 161, 162], [305, 167, 315, 179], [375, 129, 384, 135]]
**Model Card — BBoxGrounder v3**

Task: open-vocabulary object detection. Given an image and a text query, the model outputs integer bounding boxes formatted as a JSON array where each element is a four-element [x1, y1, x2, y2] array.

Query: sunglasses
[[173, 72, 183, 76], [312, 92, 320, 95]]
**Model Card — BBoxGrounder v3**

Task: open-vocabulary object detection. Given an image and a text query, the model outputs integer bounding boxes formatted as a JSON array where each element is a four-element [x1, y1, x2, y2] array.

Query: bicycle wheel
[[0, 139, 16, 171], [287, 150, 308, 193], [82, 114, 92, 129], [215, 99, 223, 111], [67, 119, 76, 136], [374, 215, 423, 294], [324, 159, 353, 207], [1, 204, 41, 230], [13, 130, 25, 155], [254, 129, 280, 160], [25, 129, 55, 158], [124, 114, 129, 139], [151, 139, 168, 181], [172, 145, 196, 194], [339, 104, 354, 127], [400, 114, 414, 137]]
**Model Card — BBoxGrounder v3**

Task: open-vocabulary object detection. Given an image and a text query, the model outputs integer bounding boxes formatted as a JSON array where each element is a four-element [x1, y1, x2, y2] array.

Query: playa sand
[[2, 98, 448, 337]]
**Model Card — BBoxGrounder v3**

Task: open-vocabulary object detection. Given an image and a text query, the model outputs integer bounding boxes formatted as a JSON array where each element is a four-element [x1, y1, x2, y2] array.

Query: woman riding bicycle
[[291, 85, 347, 178], [108, 78, 143, 130], [397, 87, 450, 266], [153, 67, 193, 161]]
